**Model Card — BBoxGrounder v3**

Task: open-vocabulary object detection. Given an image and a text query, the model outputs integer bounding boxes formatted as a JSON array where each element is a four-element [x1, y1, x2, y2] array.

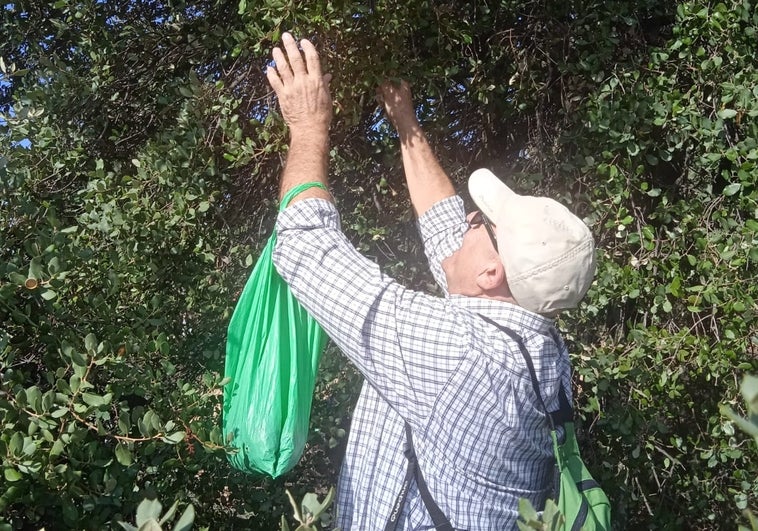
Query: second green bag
[[223, 183, 329, 478], [480, 314, 611, 531]]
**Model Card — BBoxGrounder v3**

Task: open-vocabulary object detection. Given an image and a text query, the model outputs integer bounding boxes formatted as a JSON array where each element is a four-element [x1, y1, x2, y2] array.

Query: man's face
[[442, 211, 501, 296]]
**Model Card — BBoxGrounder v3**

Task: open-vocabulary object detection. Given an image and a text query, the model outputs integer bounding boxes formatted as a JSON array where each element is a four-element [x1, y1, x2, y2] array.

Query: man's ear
[[476, 259, 506, 292]]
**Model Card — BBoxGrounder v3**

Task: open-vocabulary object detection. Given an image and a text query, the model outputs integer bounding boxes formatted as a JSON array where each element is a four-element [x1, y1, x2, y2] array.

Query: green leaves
[[81, 392, 112, 408], [3, 468, 22, 483], [517, 498, 564, 531], [115, 443, 133, 466], [718, 108, 738, 119], [118, 498, 195, 531], [161, 431, 186, 445], [723, 183, 742, 196], [2, 0, 758, 528], [280, 488, 335, 531]]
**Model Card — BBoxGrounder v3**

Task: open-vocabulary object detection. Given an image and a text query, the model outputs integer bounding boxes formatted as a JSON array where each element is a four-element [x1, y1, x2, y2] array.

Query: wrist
[[391, 112, 420, 132], [397, 120, 424, 144], [290, 127, 330, 147]]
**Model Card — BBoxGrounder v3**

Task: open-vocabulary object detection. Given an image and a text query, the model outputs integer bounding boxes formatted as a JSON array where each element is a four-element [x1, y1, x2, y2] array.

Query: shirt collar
[[448, 295, 555, 334]]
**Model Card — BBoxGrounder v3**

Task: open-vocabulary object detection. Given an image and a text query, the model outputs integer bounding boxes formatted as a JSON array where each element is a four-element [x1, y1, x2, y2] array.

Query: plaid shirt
[[274, 196, 572, 530]]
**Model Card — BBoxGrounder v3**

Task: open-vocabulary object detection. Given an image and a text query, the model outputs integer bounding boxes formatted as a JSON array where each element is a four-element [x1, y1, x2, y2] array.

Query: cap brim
[[468, 169, 518, 223]]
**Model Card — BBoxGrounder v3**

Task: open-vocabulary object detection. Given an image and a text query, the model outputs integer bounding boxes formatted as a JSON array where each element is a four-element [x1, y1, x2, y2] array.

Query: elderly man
[[267, 33, 595, 530]]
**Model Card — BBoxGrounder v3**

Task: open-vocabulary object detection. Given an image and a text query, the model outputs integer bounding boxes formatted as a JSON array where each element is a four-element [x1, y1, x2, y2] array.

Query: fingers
[[269, 33, 323, 85], [300, 38, 322, 78], [378, 79, 411, 98], [281, 32, 306, 75], [269, 46, 289, 86], [396, 80, 411, 99], [377, 79, 411, 110], [266, 65, 283, 94]]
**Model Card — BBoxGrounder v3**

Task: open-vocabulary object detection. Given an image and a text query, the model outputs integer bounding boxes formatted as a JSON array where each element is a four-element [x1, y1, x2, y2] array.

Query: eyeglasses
[[468, 211, 498, 253]]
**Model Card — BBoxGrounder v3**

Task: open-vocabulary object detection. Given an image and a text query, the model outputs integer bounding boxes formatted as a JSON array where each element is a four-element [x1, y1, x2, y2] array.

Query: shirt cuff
[[417, 195, 466, 259], [276, 197, 341, 232]]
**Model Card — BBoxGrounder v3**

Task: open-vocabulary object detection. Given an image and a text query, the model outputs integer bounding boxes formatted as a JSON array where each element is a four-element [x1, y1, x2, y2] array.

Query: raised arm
[[266, 32, 333, 205], [377, 80, 456, 217]]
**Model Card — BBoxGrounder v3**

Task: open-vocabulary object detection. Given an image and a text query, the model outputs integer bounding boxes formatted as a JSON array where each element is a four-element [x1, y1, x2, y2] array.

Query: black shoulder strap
[[384, 424, 455, 531], [478, 314, 573, 427]]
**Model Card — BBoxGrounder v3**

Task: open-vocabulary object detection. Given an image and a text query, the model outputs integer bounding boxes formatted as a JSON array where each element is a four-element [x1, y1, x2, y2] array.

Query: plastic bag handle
[[279, 182, 328, 211]]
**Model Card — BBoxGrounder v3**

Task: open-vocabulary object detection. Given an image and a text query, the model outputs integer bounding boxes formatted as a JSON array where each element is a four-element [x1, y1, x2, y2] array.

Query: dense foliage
[[1, 0, 756, 529]]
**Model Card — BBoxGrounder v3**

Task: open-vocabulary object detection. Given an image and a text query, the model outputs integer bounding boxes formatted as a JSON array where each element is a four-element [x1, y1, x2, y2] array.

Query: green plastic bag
[[223, 182, 329, 477]]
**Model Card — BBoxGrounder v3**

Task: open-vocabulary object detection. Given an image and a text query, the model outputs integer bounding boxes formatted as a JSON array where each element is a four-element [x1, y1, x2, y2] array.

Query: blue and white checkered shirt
[[274, 195, 572, 530]]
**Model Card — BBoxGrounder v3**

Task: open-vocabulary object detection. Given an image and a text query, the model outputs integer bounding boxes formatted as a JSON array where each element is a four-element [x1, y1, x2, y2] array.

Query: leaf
[[517, 497, 539, 522], [741, 375, 758, 410], [28, 257, 42, 280], [22, 439, 37, 455], [41, 289, 57, 300], [115, 443, 133, 466], [82, 393, 105, 407], [4, 468, 22, 482], [70, 374, 81, 393], [143, 410, 163, 432], [285, 490, 303, 524], [301, 493, 322, 519], [8, 272, 26, 286], [723, 183, 741, 196], [118, 413, 131, 434], [26, 386, 42, 413], [721, 405, 758, 447], [300, 487, 335, 521], [162, 431, 186, 444], [136, 499, 161, 526], [51, 407, 68, 419], [84, 333, 97, 352], [718, 108, 737, 119], [50, 439, 65, 457], [172, 504, 195, 531], [158, 500, 179, 525]]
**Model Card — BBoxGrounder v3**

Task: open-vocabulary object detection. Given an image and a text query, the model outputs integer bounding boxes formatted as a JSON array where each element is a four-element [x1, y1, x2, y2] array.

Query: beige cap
[[468, 168, 596, 315]]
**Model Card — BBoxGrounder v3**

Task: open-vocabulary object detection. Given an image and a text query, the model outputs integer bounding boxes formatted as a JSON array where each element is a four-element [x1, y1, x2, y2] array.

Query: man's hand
[[266, 33, 332, 137], [376, 80, 419, 135]]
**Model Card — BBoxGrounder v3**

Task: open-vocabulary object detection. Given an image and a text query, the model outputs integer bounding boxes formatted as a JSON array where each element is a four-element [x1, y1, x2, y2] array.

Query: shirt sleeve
[[416, 196, 467, 295], [273, 198, 471, 427]]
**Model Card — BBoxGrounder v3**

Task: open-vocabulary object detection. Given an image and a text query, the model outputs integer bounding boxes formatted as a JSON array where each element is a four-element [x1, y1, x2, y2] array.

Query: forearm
[[378, 80, 457, 217], [397, 120, 456, 217], [279, 131, 333, 205]]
